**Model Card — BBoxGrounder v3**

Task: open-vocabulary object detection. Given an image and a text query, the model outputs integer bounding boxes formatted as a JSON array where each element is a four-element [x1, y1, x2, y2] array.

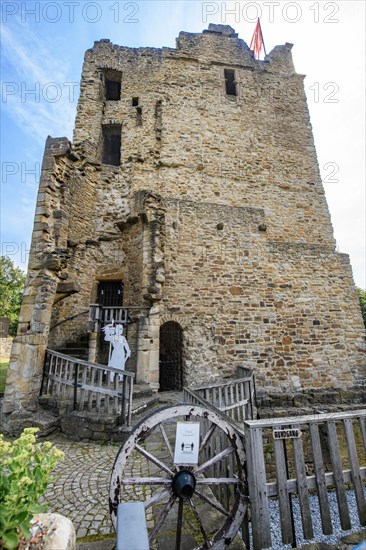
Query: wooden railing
[[89, 304, 128, 332], [183, 386, 250, 542], [88, 304, 150, 333], [183, 368, 254, 530], [193, 368, 255, 422], [244, 410, 366, 549], [41, 349, 134, 426]]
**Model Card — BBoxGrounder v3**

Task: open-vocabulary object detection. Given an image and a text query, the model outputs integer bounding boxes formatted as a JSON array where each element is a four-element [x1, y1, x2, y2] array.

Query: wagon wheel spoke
[[149, 494, 176, 543], [159, 423, 174, 459], [175, 497, 184, 550], [121, 476, 172, 485], [144, 488, 172, 510], [189, 497, 211, 548], [135, 443, 175, 476], [194, 488, 231, 518], [199, 422, 217, 453], [194, 446, 234, 475]]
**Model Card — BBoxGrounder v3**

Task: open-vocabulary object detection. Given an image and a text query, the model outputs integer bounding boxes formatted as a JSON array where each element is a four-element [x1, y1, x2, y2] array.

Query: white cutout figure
[[103, 322, 131, 381]]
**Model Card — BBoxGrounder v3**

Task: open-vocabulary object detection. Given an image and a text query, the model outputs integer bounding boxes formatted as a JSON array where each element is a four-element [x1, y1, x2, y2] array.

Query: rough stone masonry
[[2, 24, 365, 426]]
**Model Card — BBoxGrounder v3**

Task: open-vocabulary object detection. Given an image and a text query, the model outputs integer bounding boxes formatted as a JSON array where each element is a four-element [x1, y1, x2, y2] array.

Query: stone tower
[[3, 24, 365, 423]]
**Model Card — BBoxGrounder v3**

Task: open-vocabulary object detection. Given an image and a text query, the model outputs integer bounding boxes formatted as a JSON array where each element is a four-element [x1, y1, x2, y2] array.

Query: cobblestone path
[[41, 394, 182, 542], [42, 433, 119, 539]]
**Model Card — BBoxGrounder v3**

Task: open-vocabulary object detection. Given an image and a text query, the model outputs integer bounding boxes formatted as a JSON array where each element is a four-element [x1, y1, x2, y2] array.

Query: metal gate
[[159, 321, 183, 391], [97, 281, 124, 307]]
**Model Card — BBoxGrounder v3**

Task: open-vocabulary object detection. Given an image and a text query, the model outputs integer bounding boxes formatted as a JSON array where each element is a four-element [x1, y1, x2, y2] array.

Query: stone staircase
[[37, 378, 182, 440], [131, 386, 182, 425], [55, 333, 89, 360]]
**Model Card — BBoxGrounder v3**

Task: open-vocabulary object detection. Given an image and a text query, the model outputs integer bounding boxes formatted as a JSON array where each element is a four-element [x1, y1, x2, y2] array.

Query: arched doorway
[[159, 321, 183, 391]]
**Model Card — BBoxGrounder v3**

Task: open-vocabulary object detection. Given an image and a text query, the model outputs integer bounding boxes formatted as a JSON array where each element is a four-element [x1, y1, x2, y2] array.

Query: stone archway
[[159, 321, 183, 391]]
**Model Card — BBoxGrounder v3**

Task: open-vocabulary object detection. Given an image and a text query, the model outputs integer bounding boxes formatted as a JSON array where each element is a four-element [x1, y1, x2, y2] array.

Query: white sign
[[273, 428, 302, 440], [173, 422, 200, 465]]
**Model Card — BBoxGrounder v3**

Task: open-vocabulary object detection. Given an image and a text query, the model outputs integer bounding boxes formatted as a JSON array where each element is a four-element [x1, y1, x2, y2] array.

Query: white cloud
[[1, 19, 76, 143]]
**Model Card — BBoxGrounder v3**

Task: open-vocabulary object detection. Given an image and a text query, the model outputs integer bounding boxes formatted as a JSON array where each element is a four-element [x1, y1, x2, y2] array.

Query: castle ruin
[[3, 24, 365, 426]]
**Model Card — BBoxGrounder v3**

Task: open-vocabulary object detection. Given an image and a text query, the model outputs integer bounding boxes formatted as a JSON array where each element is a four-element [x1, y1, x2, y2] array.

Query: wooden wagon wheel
[[109, 404, 247, 549]]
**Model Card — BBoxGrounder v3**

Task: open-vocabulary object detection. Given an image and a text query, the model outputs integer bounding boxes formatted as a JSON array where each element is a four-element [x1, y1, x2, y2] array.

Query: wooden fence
[[183, 386, 250, 543], [192, 368, 255, 422], [185, 380, 365, 549], [244, 410, 366, 549], [41, 349, 134, 426]]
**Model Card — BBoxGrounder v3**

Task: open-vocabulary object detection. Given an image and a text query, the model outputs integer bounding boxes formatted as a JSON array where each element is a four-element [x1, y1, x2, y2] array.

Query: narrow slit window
[[103, 69, 122, 101], [224, 69, 237, 96], [102, 125, 121, 166], [136, 106, 142, 126], [132, 97, 139, 107]]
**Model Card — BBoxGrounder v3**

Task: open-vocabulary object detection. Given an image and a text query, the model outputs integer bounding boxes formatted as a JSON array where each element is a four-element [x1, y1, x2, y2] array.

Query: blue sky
[[0, 0, 365, 287]]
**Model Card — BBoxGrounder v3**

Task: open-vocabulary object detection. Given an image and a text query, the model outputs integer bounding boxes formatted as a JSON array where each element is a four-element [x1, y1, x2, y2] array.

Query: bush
[[0, 428, 64, 549], [357, 287, 366, 328], [0, 257, 26, 337]]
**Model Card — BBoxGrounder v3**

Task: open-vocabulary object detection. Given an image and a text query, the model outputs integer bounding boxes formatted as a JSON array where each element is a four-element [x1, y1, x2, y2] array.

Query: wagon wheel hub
[[172, 470, 196, 500]]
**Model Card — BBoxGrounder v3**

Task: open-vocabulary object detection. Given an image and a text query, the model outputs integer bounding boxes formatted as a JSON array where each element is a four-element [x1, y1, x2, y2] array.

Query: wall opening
[[132, 97, 139, 107], [102, 125, 121, 166], [103, 69, 122, 101], [159, 321, 183, 391], [97, 281, 124, 307], [224, 69, 237, 96]]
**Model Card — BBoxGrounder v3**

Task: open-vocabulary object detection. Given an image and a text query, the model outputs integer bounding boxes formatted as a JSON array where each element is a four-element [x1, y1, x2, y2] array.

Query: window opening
[[103, 69, 122, 101], [97, 281, 124, 307], [136, 106, 142, 126], [224, 69, 237, 96], [106, 80, 121, 100], [102, 125, 121, 166]]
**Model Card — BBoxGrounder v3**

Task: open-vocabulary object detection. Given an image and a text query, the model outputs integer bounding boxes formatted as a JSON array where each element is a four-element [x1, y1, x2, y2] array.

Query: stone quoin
[[2, 24, 365, 427]]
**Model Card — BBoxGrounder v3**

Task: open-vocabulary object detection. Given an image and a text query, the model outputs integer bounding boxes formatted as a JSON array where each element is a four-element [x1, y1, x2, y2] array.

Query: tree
[[0, 256, 26, 337], [357, 287, 366, 329]]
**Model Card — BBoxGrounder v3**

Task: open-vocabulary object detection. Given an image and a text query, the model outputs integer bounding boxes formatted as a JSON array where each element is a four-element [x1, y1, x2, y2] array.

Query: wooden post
[[245, 425, 271, 550], [309, 423, 332, 535]]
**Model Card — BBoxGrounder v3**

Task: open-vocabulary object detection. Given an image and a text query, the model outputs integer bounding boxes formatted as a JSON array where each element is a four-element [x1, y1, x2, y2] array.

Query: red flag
[[250, 18, 266, 60]]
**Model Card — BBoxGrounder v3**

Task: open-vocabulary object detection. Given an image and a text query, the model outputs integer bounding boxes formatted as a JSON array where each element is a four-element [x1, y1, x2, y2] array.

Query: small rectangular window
[[132, 97, 139, 107], [103, 69, 122, 101], [106, 80, 121, 100], [102, 125, 121, 166], [224, 69, 237, 96]]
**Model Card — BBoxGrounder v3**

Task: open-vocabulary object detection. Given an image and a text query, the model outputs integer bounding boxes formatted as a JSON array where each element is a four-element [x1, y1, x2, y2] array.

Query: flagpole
[[258, 18, 266, 56]]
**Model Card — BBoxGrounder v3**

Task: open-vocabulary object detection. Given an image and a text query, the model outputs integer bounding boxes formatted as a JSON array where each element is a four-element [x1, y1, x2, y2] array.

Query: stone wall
[[3, 24, 365, 423]]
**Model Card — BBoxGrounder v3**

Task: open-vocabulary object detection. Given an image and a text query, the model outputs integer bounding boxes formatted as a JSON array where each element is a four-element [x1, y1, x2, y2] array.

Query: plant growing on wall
[[0, 256, 26, 337], [357, 287, 366, 328], [0, 428, 64, 549]]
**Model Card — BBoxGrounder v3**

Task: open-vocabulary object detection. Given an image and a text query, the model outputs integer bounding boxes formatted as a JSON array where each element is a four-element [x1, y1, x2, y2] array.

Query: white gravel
[[250, 488, 366, 549]]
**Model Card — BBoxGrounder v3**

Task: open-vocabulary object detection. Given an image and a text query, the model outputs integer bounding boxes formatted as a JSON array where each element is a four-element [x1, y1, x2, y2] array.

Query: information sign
[[173, 422, 200, 465]]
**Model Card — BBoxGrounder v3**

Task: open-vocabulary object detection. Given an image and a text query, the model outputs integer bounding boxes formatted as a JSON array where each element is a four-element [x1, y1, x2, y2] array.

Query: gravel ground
[[260, 488, 366, 549]]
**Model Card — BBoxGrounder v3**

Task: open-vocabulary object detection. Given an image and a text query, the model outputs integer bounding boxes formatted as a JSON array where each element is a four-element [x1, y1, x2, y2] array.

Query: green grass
[[0, 359, 9, 393]]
